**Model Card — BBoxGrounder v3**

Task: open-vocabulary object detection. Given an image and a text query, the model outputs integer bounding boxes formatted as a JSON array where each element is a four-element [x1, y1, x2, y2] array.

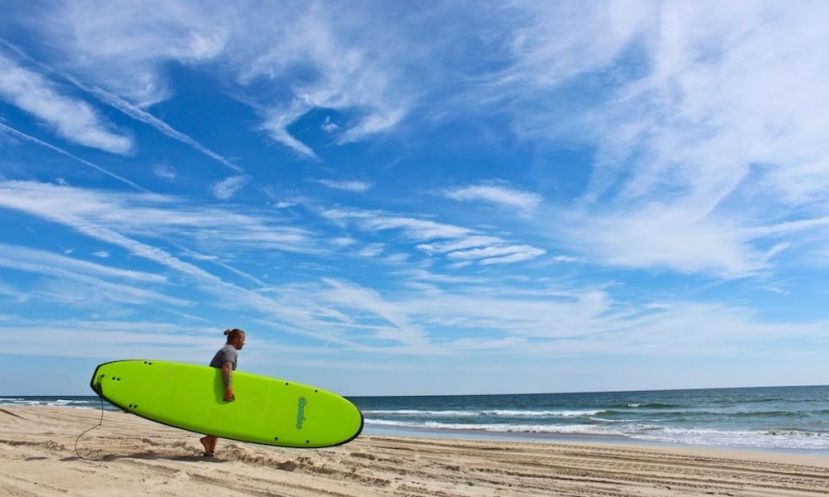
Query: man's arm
[[222, 362, 235, 401]]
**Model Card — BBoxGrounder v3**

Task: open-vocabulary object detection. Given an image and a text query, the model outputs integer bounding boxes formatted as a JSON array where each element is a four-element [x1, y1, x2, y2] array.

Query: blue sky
[[1, 1, 828, 396]]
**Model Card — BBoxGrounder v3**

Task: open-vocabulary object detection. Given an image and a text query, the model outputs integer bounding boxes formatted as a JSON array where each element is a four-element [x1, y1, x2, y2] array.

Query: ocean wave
[[0, 398, 107, 409], [596, 408, 816, 419], [637, 426, 829, 450], [365, 419, 614, 434], [489, 409, 603, 417], [365, 419, 829, 450], [363, 409, 477, 417], [363, 409, 604, 418], [710, 397, 784, 404], [608, 402, 682, 409]]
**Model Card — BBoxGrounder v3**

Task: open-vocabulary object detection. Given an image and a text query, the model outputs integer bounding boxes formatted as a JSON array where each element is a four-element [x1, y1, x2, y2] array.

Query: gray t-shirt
[[209, 344, 238, 370]]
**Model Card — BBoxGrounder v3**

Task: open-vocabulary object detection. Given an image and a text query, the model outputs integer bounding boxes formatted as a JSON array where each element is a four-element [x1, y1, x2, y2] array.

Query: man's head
[[224, 328, 246, 350]]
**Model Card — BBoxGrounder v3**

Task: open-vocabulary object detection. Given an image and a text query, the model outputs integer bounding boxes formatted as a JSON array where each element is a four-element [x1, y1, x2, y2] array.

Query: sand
[[1, 406, 828, 496]]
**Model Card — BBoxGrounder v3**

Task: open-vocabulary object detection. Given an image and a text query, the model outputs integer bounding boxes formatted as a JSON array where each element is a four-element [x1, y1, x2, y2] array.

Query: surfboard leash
[[74, 394, 105, 461]]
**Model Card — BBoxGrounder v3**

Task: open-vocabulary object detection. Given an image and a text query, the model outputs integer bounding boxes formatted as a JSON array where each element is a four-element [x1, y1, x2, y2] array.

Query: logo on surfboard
[[296, 396, 308, 429]]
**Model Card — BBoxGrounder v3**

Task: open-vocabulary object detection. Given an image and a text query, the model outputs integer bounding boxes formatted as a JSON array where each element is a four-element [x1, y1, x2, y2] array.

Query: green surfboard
[[90, 360, 363, 448]]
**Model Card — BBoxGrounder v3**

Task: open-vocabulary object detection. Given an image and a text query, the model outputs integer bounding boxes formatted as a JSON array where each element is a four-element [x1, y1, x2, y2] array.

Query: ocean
[[3, 385, 828, 452]]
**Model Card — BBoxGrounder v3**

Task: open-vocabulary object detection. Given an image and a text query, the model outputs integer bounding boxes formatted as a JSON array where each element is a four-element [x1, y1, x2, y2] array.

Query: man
[[200, 328, 246, 457]]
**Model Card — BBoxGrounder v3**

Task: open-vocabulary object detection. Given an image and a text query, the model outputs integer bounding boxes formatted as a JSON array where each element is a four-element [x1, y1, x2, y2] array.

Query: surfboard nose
[[90, 363, 105, 395], [89, 361, 116, 395]]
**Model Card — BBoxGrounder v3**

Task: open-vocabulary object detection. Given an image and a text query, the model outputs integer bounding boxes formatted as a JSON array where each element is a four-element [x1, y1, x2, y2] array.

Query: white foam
[[364, 409, 478, 417], [364, 419, 829, 450], [362, 408, 603, 418], [487, 409, 603, 417]]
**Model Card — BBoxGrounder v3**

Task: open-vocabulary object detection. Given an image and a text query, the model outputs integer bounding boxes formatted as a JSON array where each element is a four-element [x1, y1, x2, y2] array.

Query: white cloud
[[497, 1, 651, 93], [0, 122, 146, 192], [357, 243, 385, 258], [0, 243, 163, 283], [0, 51, 133, 154], [416, 236, 503, 255], [21, 1, 411, 158], [1, 320, 219, 359], [313, 178, 373, 193], [322, 208, 471, 241], [0, 256, 187, 308], [321, 116, 339, 133], [331, 237, 357, 247], [260, 107, 320, 159], [444, 183, 543, 214], [321, 208, 546, 266], [43, 1, 229, 107], [551, 255, 583, 263], [1, 35, 242, 172], [263, 276, 829, 358], [384, 253, 410, 264], [460, 1, 829, 278], [556, 207, 774, 278], [0, 182, 362, 345], [319, 278, 432, 350], [84, 82, 242, 172], [152, 163, 177, 181], [480, 249, 547, 266], [92, 250, 109, 258], [448, 244, 545, 262], [0, 235, 825, 362], [0, 181, 318, 261], [212, 175, 250, 200]]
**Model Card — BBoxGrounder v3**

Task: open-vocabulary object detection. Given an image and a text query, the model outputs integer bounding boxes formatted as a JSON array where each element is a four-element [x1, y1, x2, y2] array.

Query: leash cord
[[74, 395, 105, 461]]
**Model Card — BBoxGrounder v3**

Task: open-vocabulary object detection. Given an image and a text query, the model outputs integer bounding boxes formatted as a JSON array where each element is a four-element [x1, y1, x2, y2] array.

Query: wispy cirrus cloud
[[0, 181, 318, 261], [260, 277, 829, 358], [322, 208, 470, 241], [320, 207, 546, 266], [0, 254, 188, 308], [563, 4, 829, 277], [443, 183, 543, 215], [36, 1, 229, 107], [0, 121, 147, 192], [553, 207, 786, 278], [318, 278, 433, 350], [212, 175, 250, 200], [14, 1, 412, 159], [152, 163, 177, 181], [0, 51, 133, 154], [0, 243, 164, 283], [81, 83, 243, 173], [312, 178, 373, 193], [0, 36, 244, 173], [418, 1, 829, 279], [447, 245, 546, 266], [0, 182, 362, 345], [1, 320, 220, 360]]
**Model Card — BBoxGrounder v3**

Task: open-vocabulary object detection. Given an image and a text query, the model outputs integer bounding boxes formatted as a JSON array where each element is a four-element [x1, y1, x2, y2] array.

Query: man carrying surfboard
[[200, 328, 246, 457]]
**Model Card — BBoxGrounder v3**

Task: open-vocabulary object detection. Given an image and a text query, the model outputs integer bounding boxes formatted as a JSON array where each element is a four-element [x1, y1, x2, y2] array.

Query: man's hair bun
[[223, 328, 245, 343]]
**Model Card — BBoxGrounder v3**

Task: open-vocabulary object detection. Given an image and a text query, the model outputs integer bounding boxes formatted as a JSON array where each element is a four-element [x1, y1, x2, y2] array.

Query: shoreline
[[2, 406, 829, 496], [4, 399, 828, 456]]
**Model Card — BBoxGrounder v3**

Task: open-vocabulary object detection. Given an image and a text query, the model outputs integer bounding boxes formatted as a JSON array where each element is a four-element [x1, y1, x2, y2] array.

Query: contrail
[[81, 86, 245, 173], [0, 38, 244, 174], [0, 121, 149, 192]]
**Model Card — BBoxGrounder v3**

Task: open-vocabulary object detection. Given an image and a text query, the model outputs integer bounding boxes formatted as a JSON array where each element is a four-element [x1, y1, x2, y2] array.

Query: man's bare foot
[[199, 436, 213, 456]]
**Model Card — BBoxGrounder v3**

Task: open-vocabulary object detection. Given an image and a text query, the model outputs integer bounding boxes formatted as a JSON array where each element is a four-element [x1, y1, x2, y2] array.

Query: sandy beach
[[1, 406, 828, 497]]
